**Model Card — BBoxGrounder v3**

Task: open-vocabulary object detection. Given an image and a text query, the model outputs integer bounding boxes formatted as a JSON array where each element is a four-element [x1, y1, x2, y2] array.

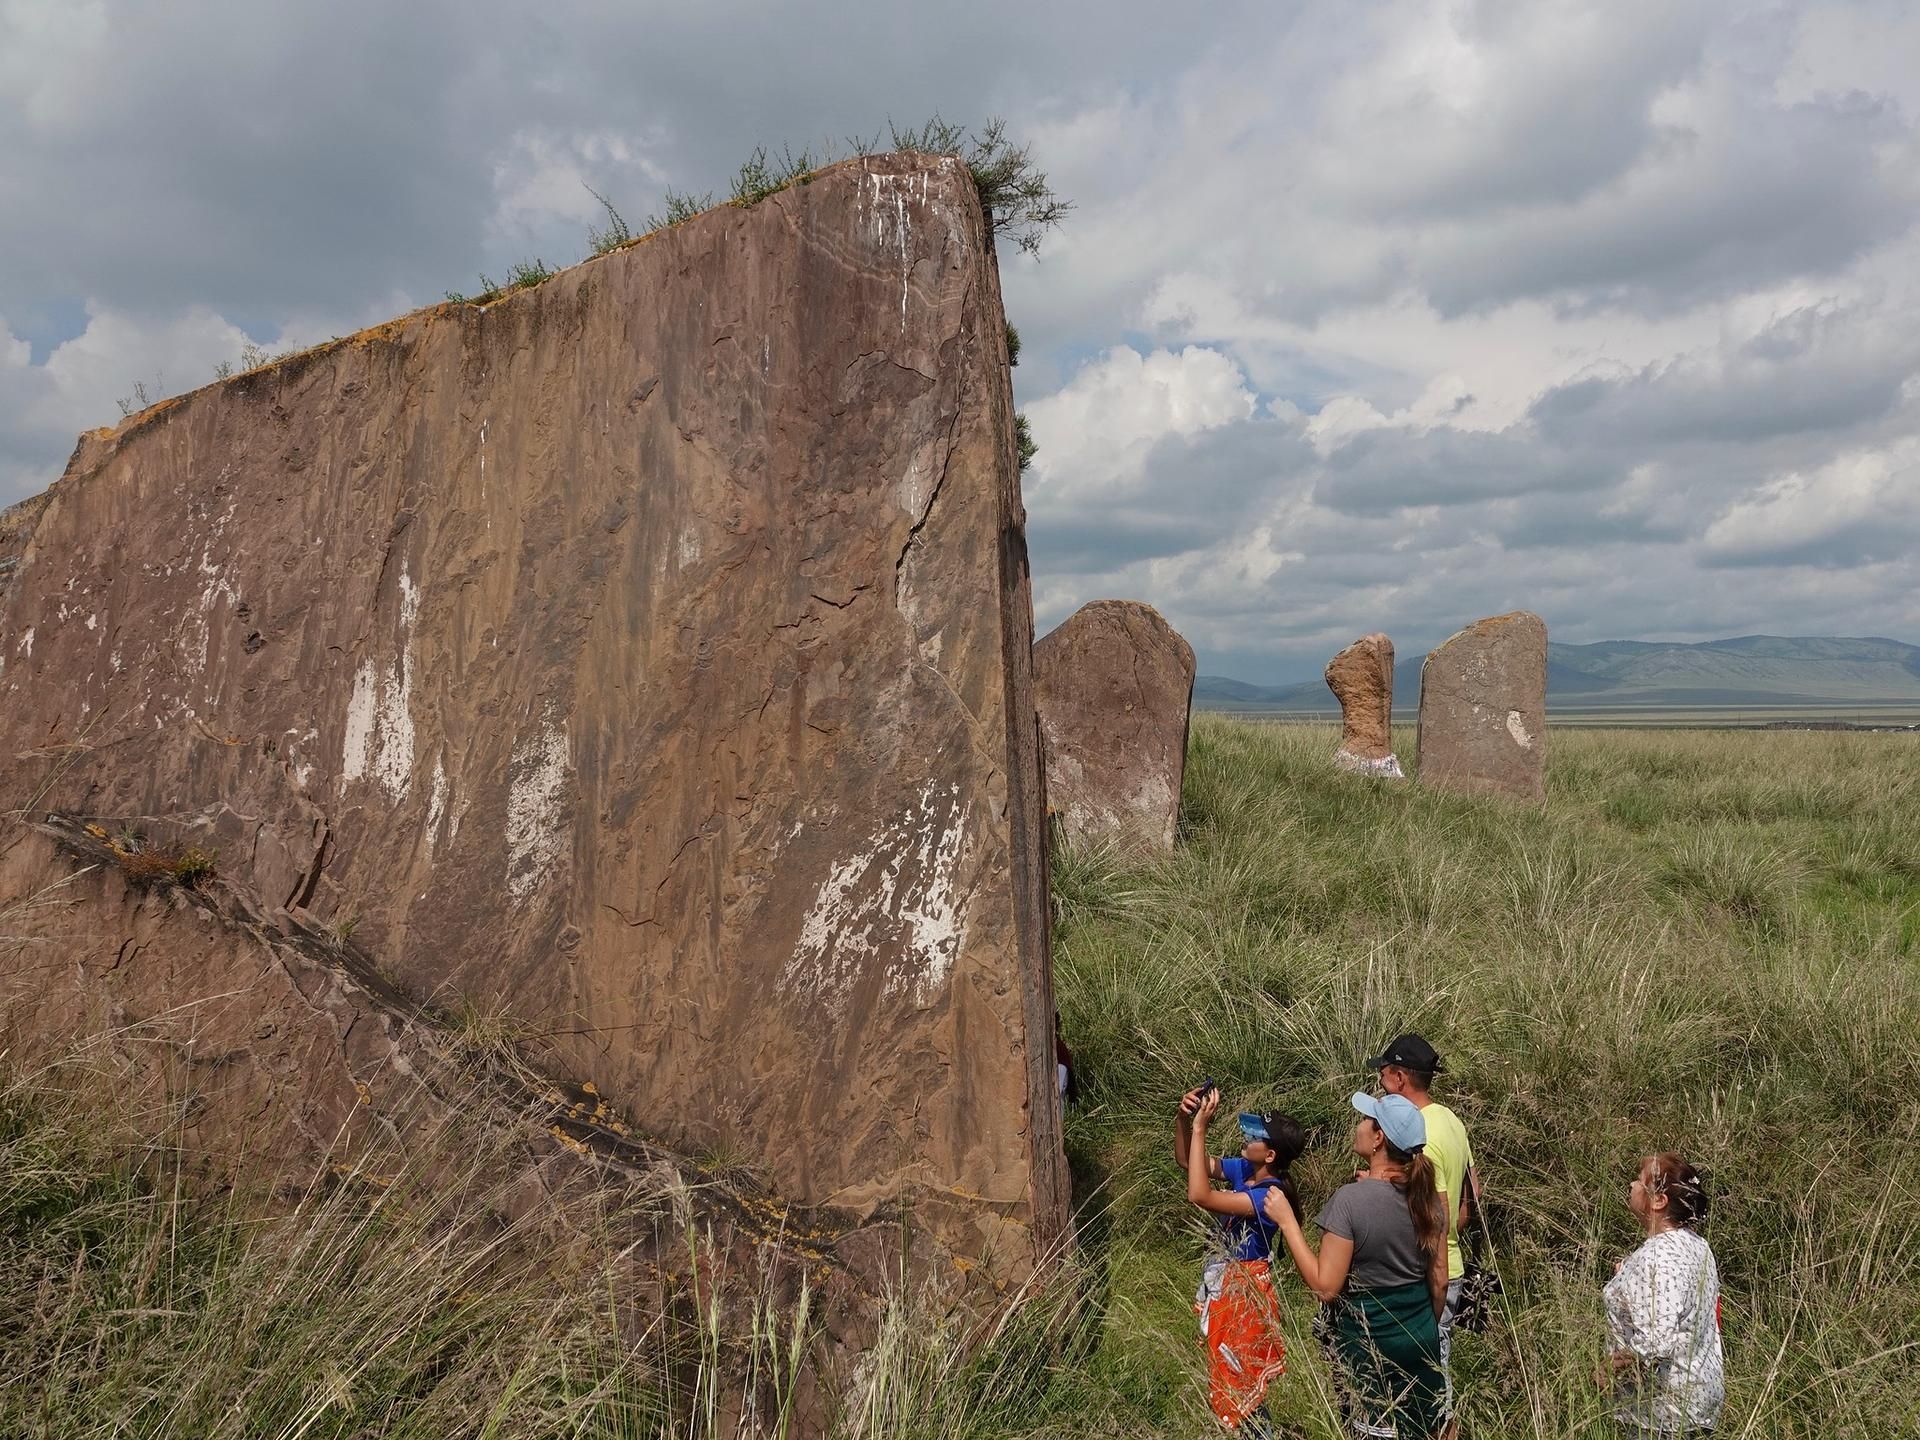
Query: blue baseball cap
[[1351, 1091, 1426, 1152], [1237, 1112, 1275, 1143]]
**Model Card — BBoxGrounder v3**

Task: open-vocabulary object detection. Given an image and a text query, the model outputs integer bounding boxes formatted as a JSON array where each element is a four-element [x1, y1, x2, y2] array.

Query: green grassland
[[4, 719, 1917, 1437], [1046, 718, 1920, 1439], [1535, 705, 1920, 728], [1208, 704, 1920, 729]]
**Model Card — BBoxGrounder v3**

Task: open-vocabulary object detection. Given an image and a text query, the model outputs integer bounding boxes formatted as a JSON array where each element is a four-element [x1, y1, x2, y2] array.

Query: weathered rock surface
[[1033, 600, 1195, 851], [1325, 633, 1404, 778], [1416, 611, 1548, 802], [0, 490, 49, 604], [0, 154, 1065, 1294]]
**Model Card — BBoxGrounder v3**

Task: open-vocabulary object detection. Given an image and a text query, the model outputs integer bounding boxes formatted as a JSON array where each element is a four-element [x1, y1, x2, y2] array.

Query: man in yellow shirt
[[1370, 1033, 1478, 1427]]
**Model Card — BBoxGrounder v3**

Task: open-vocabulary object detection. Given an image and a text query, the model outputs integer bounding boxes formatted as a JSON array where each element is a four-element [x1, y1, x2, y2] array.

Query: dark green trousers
[[1329, 1281, 1446, 1439]]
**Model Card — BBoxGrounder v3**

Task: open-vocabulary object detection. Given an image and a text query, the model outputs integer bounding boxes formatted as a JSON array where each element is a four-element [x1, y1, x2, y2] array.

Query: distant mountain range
[[1196, 636, 1920, 711]]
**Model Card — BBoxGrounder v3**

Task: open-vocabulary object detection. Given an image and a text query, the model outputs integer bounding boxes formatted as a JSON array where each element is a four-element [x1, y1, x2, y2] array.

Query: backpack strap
[[1240, 1175, 1286, 1225]]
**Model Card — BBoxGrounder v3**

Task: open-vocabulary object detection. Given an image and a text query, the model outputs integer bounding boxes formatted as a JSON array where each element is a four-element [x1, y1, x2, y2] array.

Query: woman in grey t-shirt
[[1264, 1092, 1450, 1439]]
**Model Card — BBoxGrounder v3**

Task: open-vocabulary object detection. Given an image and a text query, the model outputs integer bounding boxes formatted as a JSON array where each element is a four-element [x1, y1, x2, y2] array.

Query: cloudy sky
[[4, 0, 1917, 682]]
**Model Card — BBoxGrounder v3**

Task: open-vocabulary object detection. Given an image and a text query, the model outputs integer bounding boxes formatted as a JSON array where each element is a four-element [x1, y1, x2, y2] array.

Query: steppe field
[[4, 717, 1916, 1438]]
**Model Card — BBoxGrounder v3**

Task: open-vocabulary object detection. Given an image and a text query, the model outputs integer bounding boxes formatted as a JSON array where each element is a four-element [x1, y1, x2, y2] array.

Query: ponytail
[[1263, 1115, 1307, 1220], [1386, 1140, 1448, 1262]]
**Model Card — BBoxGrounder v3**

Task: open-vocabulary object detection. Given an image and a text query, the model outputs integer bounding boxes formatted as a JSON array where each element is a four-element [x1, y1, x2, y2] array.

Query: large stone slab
[[1415, 611, 1548, 802], [1325, 632, 1404, 778], [0, 153, 1066, 1283], [1033, 600, 1195, 851]]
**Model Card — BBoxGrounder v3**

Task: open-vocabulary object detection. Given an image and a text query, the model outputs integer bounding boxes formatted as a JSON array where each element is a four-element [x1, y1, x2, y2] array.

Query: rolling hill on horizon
[[1197, 635, 1920, 711]]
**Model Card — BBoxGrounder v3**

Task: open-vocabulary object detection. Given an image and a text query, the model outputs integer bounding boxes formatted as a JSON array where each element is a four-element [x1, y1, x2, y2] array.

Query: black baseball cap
[[1366, 1033, 1445, 1074]]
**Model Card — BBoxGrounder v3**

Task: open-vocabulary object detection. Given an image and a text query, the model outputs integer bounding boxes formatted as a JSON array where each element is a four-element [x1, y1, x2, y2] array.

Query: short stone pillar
[[1325, 633, 1404, 778], [1416, 611, 1548, 803], [1033, 600, 1196, 851]]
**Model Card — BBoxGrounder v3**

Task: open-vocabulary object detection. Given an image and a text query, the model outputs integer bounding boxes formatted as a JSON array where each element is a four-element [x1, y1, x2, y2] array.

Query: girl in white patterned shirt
[[1603, 1152, 1725, 1436]]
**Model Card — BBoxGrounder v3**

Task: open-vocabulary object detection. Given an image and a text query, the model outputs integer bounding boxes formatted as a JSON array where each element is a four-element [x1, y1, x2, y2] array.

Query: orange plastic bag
[[1199, 1258, 1287, 1429]]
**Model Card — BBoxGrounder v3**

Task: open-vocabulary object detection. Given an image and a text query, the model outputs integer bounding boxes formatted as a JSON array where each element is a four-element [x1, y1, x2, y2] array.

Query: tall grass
[[0, 1049, 738, 1438], [0, 1043, 1117, 1439], [1054, 719, 1920, 1438], [4, 720, 1916, 1436]]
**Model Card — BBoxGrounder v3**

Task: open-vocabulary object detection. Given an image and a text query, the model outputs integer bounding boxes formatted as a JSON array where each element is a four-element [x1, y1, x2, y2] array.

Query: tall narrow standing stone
[[1033, 600, 1196, 851], [1325, 633, 1404, 778], [1416, 611, 1548, 802]]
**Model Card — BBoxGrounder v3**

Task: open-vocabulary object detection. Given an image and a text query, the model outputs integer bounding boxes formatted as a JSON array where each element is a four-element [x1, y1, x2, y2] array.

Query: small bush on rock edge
[[113, 840, 217, 889]]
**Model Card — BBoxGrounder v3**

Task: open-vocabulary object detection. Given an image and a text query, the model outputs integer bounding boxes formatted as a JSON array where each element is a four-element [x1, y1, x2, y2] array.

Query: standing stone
[[1325, 633, 1404, 778], [0, 153, 1065, 1288], [1033, 600, 1196, 851], [1416, 611, 1548, 802]]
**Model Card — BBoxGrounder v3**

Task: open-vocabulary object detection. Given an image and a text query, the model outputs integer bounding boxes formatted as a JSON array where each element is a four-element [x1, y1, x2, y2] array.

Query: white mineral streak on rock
[[1505, 710, 1535, 748], [425, 754, 449, 854], [339, 563, 419, 800], [791, 852, 884, 999], [184, 499, 243, 675], [505, 714, 570, 902], [863, 167, 937, 331], [891, 783, 970, 1006], [897, 442, 935, 527], [783, 780, 974, 1016], [340, 664, 379, 783], [17, 627, 31, 657]]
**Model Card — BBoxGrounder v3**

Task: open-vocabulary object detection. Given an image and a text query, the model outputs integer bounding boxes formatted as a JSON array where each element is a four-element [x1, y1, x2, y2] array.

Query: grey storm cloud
[[1413, 84, 1915, 316], [0, 0, 1263, 325], [7, 0, 1920, 680], [1027, 419, 1315, 572], [1314, 425, 1614, 516], [1485, 495, 1691, 552], [1703, 518, 1920, 570], [1529, 302, 1920, 448], [1319, 2, 1719, 224]]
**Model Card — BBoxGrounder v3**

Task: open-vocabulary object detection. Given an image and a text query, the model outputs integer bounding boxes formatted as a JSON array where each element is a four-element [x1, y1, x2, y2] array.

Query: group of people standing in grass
[[1174, 1034, 1724, 1438]]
